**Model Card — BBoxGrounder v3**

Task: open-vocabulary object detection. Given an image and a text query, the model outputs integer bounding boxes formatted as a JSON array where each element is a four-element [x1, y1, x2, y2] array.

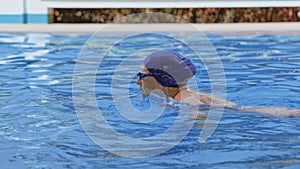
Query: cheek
[[141, 81, 149, 91], [144, 78, 162, 90], [142, 78, 153, 89]]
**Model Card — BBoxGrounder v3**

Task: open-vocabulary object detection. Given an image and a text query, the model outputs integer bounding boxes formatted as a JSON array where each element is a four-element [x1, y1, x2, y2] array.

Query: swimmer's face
[[136, 65, 162, 97]]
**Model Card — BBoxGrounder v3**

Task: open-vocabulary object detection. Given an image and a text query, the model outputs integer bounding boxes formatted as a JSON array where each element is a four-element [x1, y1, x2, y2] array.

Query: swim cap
[[143, 50, 196, 87]]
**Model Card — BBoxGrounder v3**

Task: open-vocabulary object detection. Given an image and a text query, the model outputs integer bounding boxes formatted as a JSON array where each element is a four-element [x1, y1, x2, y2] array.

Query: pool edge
[[1, 23, 300, 34]]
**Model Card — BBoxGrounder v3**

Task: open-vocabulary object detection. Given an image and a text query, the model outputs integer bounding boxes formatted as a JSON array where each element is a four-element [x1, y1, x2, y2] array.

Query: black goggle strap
[[137, 72, 153, 80]]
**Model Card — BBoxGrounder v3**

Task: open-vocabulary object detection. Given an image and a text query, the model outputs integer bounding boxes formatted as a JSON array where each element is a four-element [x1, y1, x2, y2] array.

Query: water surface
[[0, 32, 299, 169]]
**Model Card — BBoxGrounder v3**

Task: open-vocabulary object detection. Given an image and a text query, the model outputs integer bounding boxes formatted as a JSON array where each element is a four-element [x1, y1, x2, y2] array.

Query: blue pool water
[[0, 32, 300, 169]]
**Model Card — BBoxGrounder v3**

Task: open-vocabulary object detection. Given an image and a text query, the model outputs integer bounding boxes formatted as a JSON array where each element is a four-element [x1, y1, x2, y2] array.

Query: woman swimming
[[136, 50, 300, 117]]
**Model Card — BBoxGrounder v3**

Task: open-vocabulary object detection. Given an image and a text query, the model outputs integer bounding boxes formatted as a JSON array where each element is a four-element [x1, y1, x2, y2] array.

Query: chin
[[142, 87, 152, 97], [142, 90, 151, 98]]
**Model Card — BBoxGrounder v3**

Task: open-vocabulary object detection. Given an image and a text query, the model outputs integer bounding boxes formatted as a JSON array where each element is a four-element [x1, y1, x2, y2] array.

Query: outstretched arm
[[237, 106, 300, 117], [199, 92, 300, 117], [188, 90, 300, 117]]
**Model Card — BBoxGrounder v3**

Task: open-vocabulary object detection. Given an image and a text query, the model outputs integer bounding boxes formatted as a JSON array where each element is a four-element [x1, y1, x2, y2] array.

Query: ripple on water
[[0, 33, 300, 169]]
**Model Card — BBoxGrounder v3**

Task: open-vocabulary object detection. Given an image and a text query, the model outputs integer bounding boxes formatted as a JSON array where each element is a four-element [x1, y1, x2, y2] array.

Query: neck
[[165, 86, 188, 100]]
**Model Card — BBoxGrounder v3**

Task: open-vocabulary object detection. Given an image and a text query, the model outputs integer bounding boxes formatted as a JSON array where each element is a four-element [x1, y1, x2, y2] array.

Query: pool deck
[[1, 23, 300, 34]]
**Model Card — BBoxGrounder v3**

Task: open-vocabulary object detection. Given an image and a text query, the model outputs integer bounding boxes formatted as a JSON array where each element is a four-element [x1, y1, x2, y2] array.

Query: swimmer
[[136, 50, 300, 117]]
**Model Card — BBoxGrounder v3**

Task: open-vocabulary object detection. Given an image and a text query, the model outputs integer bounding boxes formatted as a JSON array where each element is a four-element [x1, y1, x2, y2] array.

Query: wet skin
[[136, 66, 300, 117]]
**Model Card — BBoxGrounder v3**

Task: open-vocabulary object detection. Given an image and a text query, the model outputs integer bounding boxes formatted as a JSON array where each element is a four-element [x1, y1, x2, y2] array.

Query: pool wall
[[0, 0, 48, 24], [1, 0, 300, 24]]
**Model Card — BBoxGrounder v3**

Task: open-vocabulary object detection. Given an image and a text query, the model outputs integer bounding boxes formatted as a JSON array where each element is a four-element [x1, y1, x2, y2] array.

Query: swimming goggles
[[137, 71, 153, 80]]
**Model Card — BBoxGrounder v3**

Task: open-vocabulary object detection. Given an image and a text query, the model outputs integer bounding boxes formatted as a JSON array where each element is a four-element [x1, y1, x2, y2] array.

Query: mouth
[[141, 83, 151, 97], [136, 80, 142, 90]]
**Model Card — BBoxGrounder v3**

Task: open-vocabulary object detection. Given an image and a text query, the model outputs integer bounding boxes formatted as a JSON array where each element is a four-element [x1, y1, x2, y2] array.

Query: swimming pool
[[0, 32, 300, 168]]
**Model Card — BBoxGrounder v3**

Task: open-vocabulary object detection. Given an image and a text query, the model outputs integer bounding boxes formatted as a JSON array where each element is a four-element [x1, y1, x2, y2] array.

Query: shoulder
[[195, 91, 237, 107]]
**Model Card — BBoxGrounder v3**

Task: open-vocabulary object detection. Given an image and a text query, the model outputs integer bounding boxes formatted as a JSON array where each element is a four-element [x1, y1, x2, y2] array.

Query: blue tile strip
[[0, 14, 48, 23], [26, 14, 48, 23], [0, 15, 24, 23]]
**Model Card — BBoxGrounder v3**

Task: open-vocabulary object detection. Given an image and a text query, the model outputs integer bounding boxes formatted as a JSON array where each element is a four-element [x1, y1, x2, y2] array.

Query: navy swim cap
[[143, 50, 196, 87]]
